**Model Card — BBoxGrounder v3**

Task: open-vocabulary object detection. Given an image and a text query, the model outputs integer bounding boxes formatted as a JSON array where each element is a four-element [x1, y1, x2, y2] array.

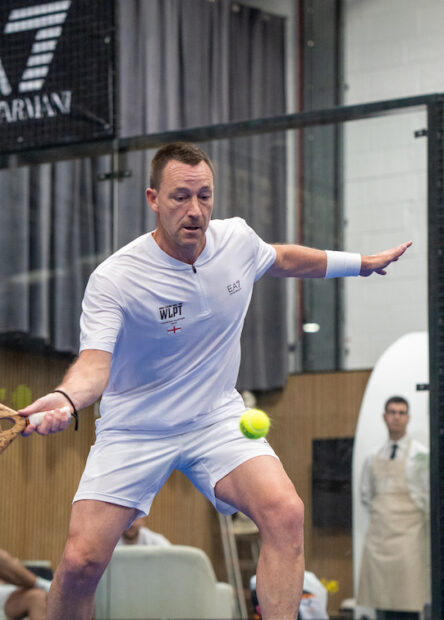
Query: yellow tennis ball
[[240, 408, 270, 439]]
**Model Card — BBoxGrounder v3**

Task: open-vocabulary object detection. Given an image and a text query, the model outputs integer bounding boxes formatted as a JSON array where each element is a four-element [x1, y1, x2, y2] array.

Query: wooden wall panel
[[0, 347, 226, 581], [0, 348, 94, 568], [0, 347, 370, 615]]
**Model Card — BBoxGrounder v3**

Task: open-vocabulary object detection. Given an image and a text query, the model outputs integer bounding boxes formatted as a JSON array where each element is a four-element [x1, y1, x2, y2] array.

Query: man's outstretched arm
[[267, 241, 412, 278]]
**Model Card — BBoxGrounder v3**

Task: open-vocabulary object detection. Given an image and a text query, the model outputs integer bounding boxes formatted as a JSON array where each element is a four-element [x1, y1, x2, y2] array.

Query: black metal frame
[[1, 92, 442, 616], [427, 95, 444, 620], [0, 93, 439, 168]]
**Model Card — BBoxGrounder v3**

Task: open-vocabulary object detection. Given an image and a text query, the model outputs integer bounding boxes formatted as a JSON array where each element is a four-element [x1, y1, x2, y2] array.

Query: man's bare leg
[[215, 456, 305, 620], [47, 499, 137, 620], [5, 587, 47, 620]]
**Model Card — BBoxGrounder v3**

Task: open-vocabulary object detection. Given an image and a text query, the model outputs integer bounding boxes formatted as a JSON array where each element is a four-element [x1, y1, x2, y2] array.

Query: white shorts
[[74, 414, 278, 515]]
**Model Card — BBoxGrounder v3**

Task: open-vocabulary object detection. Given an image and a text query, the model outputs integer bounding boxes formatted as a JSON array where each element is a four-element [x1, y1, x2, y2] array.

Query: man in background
[[117, 517, 171, 547], [357, 396, 429, 620]]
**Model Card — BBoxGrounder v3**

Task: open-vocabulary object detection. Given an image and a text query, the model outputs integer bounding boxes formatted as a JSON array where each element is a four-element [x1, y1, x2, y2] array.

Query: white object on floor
[[95, 544, 234, 619]]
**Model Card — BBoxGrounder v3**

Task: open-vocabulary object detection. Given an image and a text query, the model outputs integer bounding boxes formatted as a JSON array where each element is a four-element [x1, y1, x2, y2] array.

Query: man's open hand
[[360, 241, 412, 277]]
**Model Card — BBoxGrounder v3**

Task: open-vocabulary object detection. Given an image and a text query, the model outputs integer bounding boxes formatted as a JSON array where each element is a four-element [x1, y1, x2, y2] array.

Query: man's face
[[383, 401, 410, 439], [146, 160, 214, 261]]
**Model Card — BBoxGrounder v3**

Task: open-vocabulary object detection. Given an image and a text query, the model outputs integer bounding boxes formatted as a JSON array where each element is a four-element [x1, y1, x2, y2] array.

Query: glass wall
[[0, 99, 432, 618]]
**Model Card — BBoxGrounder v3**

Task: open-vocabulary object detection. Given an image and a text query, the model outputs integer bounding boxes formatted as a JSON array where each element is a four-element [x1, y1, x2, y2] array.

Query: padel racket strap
[[53, 389, 79, 430]]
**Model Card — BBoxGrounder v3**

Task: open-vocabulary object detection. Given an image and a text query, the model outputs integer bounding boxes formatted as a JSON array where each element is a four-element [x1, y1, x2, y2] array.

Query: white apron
[[357, 440, 428, 611]]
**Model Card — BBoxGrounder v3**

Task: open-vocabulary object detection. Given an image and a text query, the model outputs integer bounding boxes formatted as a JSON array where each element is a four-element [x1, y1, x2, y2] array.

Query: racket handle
[[27, 406, 72, 427]]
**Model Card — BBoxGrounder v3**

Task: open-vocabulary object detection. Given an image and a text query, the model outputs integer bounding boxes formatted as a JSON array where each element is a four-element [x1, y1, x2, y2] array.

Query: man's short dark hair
[[149, 142, 215, 190], [384, 395, 409, 412]]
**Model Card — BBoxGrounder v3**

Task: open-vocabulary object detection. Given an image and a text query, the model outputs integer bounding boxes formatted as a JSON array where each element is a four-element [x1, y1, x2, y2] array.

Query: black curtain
[[0, 0, 288, 390]]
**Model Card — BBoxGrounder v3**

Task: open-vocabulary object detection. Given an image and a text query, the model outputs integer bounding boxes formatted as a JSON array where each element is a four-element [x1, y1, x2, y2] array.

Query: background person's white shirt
[[117, 526, 171, 547]]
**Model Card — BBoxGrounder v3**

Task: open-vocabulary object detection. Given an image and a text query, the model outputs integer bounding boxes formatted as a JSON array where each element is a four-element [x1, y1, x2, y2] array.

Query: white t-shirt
[[360, 434, 429, 514], [80, 217, 276, 435]]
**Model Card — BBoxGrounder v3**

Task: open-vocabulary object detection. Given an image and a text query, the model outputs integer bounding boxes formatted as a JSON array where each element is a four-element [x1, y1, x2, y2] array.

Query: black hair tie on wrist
[[53, 389, 79, 431]]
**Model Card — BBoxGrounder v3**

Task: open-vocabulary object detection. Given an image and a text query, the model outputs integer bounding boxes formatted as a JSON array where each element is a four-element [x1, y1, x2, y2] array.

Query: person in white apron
[[357, 396, 430, 620]]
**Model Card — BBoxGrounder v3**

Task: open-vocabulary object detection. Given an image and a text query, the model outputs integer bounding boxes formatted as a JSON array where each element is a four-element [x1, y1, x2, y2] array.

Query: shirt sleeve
[[79, 268, 125, 354], [237, 218, 277, 281]]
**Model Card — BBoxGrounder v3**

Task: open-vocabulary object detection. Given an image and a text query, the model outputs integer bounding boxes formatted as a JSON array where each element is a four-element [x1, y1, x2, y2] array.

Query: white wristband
[[324, 250, 361, 278]]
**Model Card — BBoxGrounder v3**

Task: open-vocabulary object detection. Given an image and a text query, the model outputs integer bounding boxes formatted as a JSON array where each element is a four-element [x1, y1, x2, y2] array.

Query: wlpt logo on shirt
[[159, 303, 183, 321], [159, 303, 185, 334]]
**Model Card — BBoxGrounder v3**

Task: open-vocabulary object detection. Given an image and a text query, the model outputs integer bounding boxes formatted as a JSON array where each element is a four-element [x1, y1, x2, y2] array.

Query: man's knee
[[4, 587, 46, 618], [273, 494, 304, 535], [26, 587, 47, 606], [257, 492, 304, 545], [60, 538, 112, 587]]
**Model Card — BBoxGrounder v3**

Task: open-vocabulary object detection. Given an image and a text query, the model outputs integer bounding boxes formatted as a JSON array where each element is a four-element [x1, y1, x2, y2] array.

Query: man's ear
[[146, 188, 159, 214]]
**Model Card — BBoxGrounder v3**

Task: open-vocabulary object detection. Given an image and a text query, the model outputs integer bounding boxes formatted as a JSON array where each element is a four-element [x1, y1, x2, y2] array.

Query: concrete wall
[[341, 0, 444, 368]]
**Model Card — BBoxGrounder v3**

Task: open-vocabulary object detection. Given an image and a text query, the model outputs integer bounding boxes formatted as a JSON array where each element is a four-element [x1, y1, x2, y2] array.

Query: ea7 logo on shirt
[[227, 280, 241, 295], [159, 303, 183, 321]]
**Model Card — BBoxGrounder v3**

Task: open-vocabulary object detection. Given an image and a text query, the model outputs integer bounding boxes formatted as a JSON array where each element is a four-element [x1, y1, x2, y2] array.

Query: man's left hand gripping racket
[[0, 403, 71, 454]]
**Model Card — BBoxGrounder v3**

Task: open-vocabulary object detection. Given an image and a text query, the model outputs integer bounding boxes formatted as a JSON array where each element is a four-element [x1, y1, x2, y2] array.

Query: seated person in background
[[0, 548, 51, 620], [117, 516, 171, 547]]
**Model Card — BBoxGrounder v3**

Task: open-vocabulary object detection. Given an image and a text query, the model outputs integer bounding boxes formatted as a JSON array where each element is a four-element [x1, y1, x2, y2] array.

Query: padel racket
[[0, 403, 71, 454]]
